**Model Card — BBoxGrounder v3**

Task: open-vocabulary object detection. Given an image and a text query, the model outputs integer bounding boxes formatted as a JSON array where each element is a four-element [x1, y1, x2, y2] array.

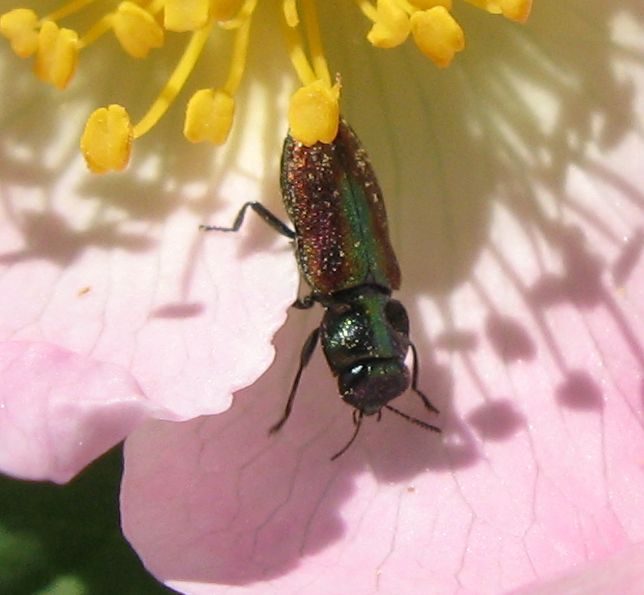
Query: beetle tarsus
[[201, 201, 295, 239]]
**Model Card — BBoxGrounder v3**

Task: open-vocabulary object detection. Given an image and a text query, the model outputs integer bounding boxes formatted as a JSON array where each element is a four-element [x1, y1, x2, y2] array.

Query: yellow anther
[[34, 20, 79, 89], [0, 8, 39, 57], [410, 7, 464, 68], [288, 80, 340, 146], [81, 105, 133, 173], [184, 89, 235, 144], [164, 0, 209, 32], [508, 0, 532, 23], [367, 0, 411, 49], [113, 2, 164, 58], [499, 0, 532, 23]]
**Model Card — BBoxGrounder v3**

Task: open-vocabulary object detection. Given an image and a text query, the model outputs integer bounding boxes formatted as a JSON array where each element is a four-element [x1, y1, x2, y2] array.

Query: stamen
[[283, 0, 340, 145], [364, 0, 411, 48], [81, 104, 132, 173], [2, 0, 533, 172], [300, 0, 331, 87], [184, 89, 235, 143], [410, 6, 464, 68], [0, 8, 39, 57], [44, 0, 97, 23], [282, 11, 317, 85], [112, 2, 164, 58], [223, 12, 252, 94], [354, 0, 378, 22], [282, 0, 299, 27], [479, 0, 532, 23], [34, 20, 79, 89], [184, 0, 256, 144], [288, 79, 340, 145], [77, 13, 113, 49], [212, 0, 247, 24], [132, 20, 214, 139], [164, 0, 210, 32]]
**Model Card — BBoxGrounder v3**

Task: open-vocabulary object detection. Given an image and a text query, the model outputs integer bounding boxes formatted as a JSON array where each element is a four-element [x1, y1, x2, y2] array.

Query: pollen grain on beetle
[[0, 0, 532, 173]]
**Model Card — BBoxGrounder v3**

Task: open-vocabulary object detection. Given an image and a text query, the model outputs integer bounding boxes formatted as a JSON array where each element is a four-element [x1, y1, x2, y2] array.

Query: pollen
[[0, 8, 39, 57], [1, 0, 532, 172], [81, 104, 133, 173], [289, 80, 341, 145], [365, 0, 411, 49], [184, 89, 235, 144], [113, 2, 164, 59], [410, 7, 464, 68], [466, 0, 533, 23]]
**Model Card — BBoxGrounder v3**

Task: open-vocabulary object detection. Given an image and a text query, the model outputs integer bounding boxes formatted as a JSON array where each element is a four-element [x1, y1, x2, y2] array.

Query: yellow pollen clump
[[164, 0, 209, 32], [35, 20, 79, 89], [113, 2, 164, 59], [466, 0, 532, 23], [81, 105, 133, 173], [184, 89, 235, 144], [0, 0, 532, 172], [289, 81, 341, 146], [283, 0, 341, 144], [410, 7, 464, 68], [0, 8, 39, 57], [366, 0, 411, 49]]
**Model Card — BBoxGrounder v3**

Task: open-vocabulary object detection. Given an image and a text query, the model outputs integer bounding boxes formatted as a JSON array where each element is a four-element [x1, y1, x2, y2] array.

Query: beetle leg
[[269, 327, 320, 434], [200, 201, 295, 239], [410, 341, 440, 414]]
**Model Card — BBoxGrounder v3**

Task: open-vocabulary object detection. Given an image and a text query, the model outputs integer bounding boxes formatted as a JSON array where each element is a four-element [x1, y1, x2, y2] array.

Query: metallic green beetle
[[203, 119, 440, 458]]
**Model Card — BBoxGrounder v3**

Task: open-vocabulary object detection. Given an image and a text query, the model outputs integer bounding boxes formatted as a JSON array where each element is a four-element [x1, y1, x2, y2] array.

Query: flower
[[2, 0, 644, 594], [1, 0, 530, 172]]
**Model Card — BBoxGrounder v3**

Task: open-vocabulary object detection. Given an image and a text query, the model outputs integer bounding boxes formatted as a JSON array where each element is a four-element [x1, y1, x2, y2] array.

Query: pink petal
[[0, 341, 150, 483], [122, 4, 644, 592], [0, 172, 296, 420], [0, 62, 297, 480], [513, 543, 644, 594]]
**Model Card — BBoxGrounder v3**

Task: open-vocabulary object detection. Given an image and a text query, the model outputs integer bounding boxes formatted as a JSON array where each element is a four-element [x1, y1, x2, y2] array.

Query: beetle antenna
[[384, 405, 441, 433], [331, 410, 364, 461], [410, 342, 439, 414]]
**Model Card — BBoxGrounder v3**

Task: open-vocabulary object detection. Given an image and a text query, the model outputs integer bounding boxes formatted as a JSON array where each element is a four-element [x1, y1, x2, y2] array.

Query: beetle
[[202, 119, 440, 458]]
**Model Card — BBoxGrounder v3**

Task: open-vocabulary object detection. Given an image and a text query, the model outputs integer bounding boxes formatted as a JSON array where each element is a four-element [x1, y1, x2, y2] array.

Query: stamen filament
[[220, 0, 257, 31], [78, 13, 113, 49], [283, 0, 299, 27], [301, 0, 331, 86], [44, 0, 97, 23], [282, 15, 316, 85], [224, 17, 251, 94], [354, 0, 378, 22], [133, 20, 214, 138], [395, 0, 416, 14]]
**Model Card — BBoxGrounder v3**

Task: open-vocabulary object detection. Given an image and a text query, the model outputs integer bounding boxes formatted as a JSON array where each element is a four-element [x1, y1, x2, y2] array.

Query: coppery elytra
[[201, 119, 440, 459]]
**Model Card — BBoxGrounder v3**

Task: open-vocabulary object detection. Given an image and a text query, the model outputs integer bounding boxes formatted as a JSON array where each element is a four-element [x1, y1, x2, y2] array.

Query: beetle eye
[[384, 299, 409, 335]]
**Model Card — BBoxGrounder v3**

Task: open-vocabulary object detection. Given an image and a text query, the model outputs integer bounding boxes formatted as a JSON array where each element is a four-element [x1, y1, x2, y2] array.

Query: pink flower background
[[1, 1, 643, 593]]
